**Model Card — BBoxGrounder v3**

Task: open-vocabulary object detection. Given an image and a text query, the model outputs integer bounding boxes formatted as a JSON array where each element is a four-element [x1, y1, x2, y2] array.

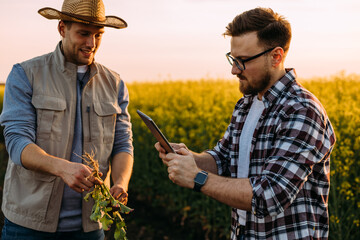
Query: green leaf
[[119, 203, 134, 214], [114, 223, 127, 240], [83, 154, 133, 240], [84, 191, 92, 202], [100, 213, 113, 231], [114, 227, 120, 240]]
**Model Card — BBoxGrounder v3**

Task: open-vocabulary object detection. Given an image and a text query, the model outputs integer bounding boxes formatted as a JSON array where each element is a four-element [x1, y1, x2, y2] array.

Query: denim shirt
[[0, 64, 133, 166]]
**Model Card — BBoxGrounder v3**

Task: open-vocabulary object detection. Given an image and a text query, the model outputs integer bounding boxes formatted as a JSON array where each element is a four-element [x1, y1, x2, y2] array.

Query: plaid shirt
[[207, 69, 336, 240]]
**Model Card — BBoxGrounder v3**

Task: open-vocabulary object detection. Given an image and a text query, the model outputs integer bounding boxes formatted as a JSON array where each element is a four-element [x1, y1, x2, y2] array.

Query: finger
[[170, 143, 181, 151], [83, 165, 95, 175], [81, 176, 95, 188], [168, 172, 176, 183], [167, 165, 172, 174], [119, 194, 128, 205], [93, 177, 103, 185], [167, 158, 178, 168], [178, 143, 187, 148], [176, 147, 190, 155], [73, 185, 86, 193], [82, 172, 101, 189], [113, 190, 128, 202], [162, 159, 169, 166], [162, 156, 175, 165], [155, 142, 166, 153], [171, 143, 188, 151], [83, 177, 100, 187], [166, 152, 178, 159], [78, 181, 92, 191], [160, 151, 177, 163], [85, 173, 103, 185], [109, 187, 120, 197], [110, 185, 126, 195], [159, 151, 167, 160], [118, 192, 128, 200]]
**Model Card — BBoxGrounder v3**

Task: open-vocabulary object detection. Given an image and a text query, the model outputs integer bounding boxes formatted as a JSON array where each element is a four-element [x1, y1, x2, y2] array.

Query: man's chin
[[239, 82, 248, 94], [77, 58, 93, 66], [240, 84, 257, 95]]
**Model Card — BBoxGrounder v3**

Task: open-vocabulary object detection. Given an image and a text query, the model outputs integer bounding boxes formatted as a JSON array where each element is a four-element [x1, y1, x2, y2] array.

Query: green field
[[0, 74, 359, 239]]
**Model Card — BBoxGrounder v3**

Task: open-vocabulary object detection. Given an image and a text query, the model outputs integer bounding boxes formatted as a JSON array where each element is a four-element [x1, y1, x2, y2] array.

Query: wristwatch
[[193, 170, 208, 192]]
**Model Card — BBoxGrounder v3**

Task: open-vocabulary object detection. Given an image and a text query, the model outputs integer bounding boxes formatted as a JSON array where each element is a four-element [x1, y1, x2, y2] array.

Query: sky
[[0, 0, 359, 83]]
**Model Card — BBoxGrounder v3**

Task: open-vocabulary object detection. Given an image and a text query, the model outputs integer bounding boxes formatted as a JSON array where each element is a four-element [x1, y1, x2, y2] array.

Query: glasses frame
[[226, 47, 276, 71]]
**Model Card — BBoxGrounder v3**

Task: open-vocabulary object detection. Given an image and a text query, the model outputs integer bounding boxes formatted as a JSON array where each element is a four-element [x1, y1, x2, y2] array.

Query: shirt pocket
[[32, 95, 66, 141], [91, 101, 122, 144]]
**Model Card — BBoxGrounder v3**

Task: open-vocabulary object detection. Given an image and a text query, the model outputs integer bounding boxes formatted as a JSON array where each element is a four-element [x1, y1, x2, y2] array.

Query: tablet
[[136, 110, 175, 153]]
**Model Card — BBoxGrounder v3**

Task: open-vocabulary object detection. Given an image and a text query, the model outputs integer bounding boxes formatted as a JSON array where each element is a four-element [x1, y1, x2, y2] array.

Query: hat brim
[[38, 7, 127, 29]]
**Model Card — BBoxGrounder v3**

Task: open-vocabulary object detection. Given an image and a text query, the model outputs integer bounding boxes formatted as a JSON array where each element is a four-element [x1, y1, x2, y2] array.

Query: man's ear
[[58, 20, 66, 38], [271, 47, 284, 67]]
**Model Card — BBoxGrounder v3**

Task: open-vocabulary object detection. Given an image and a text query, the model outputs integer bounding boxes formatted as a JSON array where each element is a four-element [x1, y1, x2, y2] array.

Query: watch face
[[195, 171, 207, 184]]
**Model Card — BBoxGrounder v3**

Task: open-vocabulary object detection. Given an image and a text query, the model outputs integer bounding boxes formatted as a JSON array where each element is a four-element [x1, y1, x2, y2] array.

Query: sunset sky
[[0, 0, 359, 83]]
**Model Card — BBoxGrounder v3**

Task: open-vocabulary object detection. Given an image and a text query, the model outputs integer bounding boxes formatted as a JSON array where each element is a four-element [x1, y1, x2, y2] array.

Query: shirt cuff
[[10, 139, 33, 167]]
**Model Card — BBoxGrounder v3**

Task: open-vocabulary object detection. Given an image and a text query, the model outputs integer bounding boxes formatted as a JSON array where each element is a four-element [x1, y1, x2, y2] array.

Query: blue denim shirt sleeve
[[0, 64, 36, 166], [111, 79, 134, 157]]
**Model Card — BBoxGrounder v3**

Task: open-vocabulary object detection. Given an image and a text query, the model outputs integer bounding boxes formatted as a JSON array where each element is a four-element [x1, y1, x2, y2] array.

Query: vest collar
[[54, 41, 98, 77]]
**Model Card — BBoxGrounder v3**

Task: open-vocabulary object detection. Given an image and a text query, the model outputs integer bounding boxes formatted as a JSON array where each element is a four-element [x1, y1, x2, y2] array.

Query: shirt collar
[[241, 68, 296, 109], [262, 68, 297, 108]]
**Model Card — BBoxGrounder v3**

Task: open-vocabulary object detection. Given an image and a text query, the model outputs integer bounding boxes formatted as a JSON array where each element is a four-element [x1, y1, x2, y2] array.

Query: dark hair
[[224, 8, 291, 53], [62, 20, 73, 30]]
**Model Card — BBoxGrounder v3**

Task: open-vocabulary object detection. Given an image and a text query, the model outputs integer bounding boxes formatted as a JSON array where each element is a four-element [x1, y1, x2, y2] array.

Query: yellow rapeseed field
[[0, 73, 359, 239]]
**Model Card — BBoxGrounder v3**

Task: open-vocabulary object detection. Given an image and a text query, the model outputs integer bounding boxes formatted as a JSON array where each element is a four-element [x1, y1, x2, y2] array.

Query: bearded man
[[155, 7, 336, 240]]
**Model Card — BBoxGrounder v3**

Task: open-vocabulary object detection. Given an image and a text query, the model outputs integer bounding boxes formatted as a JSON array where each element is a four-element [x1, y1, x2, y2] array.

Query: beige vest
[[2, 42, 122, 232]]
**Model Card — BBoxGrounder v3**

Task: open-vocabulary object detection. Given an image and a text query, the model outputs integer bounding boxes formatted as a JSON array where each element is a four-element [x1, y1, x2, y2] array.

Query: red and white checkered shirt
[[207, 69, 336, 240]]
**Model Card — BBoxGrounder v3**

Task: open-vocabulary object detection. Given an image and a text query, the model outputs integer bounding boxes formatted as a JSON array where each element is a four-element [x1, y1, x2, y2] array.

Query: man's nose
[[231, 63, 242, 75], [86, 36, 96, 49]]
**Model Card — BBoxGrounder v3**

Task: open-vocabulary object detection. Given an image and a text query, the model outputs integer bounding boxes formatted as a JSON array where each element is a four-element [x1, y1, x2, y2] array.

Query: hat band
[[61, 11, 106, 24]]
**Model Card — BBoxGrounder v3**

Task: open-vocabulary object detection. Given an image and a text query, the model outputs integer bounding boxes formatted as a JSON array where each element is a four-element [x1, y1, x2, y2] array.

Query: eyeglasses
[[226, 47, 275, 71]]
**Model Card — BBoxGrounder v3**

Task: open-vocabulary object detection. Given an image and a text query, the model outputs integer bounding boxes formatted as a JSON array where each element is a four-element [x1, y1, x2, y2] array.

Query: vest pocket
[[92, 101, 122, 144], [6, 163, 56, 221], [32, 95, 66, 141]]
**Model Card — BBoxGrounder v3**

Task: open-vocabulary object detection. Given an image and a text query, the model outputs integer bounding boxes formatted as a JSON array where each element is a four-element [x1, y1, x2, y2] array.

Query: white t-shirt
[[237, 96, 265, 226], [77, 65, 88, 73]]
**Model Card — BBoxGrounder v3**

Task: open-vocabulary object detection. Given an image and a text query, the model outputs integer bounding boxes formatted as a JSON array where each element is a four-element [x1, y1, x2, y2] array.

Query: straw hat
[[38, 0, 127, 29]]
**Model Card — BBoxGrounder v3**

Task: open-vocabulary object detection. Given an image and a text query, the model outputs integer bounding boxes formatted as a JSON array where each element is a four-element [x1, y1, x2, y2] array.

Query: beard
[[238, 68, 271, 96]]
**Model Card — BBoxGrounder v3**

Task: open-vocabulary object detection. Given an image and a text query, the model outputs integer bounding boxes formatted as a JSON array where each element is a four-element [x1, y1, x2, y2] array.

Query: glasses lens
[[226, 53, 243, 70], [226, 53, 234, 66]]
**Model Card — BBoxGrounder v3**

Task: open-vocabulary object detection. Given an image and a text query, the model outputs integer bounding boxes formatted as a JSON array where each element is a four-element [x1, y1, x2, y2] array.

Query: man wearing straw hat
[[0, 0, 133, 239]]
